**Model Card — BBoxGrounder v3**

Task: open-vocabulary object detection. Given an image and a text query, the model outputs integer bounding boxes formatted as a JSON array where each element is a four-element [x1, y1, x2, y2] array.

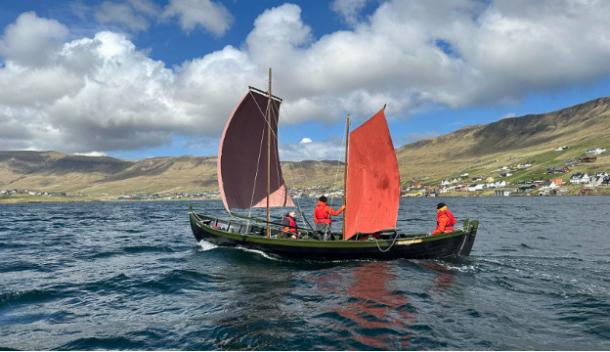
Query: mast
[[342, 113, 350, 238], [266, 68, 272, 238]]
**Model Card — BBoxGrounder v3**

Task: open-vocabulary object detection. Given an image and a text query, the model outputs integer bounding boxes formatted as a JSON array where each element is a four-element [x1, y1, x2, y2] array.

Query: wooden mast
[[342, 113, 350, 239], [265, 68, 272, 238]]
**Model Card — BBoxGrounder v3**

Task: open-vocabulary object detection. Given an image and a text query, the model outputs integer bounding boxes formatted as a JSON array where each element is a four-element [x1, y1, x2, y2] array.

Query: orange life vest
[[282, 215, 297, 233], [314, 201, 342, 224], [432, 209, 457, 235]]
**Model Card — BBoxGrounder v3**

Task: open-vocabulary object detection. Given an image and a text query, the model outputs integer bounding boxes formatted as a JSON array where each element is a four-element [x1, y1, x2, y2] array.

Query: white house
[[439, 185, 456, 193], [468, 184, 485, 192], [570, 173, 591, 184], [586, 148, 607, 156]]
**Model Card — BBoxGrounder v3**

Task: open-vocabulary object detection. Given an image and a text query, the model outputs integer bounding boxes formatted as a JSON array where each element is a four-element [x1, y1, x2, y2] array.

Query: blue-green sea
[[1, 197, 609, 350]]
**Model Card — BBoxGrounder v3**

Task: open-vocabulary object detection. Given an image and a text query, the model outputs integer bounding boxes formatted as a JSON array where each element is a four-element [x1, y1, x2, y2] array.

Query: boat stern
[[458, 219, 479, 256]]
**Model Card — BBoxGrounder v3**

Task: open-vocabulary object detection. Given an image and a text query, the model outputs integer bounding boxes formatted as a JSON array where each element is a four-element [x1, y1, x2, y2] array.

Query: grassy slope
[[0, 153, 343, 196], [397, 97, 610, 185]]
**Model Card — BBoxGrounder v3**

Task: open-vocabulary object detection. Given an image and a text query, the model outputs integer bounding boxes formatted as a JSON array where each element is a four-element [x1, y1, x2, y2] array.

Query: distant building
[[580, 156, 597, 163], [495, 189, 511, 197], [547, 166, 571, 174], [549, 178, 563, 186], [570, 173, 591, 184], [586, 147, 606, 156], [468, 184, 485, 192]]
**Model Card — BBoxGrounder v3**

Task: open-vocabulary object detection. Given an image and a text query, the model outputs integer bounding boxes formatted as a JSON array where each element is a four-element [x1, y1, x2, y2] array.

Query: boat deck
[[191, 211, 427, 241]]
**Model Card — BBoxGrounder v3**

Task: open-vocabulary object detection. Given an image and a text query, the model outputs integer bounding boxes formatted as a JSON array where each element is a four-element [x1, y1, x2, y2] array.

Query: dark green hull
[[189, 210, 479, 260]]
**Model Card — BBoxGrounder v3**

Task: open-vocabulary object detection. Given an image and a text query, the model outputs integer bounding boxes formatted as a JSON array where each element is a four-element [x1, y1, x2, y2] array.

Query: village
[[402, 146, 609, 197], [0, 189, 221, 202]]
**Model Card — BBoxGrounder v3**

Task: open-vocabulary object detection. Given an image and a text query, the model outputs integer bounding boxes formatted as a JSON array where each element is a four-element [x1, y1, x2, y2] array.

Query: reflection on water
[[337, 262, 415, 349], [302, 260, 462, 350]]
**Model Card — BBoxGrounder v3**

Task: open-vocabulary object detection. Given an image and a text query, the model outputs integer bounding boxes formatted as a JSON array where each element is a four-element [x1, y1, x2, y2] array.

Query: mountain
[[1, 97, 610, 201], [396, 97, 610, 184], [0, 151, 343, 198]]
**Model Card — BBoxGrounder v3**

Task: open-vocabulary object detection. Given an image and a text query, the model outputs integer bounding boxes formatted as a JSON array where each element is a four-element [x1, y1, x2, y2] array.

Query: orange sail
[[218, 88, 293, 211], [344, 107, 400, 240]]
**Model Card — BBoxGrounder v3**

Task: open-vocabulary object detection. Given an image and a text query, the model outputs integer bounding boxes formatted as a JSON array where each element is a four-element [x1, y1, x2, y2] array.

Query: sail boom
[[248, 86, 283, 102]]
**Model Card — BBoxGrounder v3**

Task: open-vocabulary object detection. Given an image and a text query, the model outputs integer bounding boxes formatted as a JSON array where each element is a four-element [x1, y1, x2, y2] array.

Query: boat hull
[[189, 211, 478, 260]]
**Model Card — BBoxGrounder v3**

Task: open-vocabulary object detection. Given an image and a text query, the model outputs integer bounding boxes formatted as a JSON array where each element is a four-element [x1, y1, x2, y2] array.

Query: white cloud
[[331, 0, 369, 26], [280, 139, 345, 161], [90, 0, 232, 36], [128, 0, 162, 18], [299, 137, 312, 144], [95, 1, 152, 32], [0, 12, 68, 67], [2, 1, 610, 155], [73, 151, 107, 157], [163, 0, 233, 36]]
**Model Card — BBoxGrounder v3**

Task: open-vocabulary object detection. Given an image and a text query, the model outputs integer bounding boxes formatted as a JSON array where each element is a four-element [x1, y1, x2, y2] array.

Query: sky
[[1, 0, 610, 161]]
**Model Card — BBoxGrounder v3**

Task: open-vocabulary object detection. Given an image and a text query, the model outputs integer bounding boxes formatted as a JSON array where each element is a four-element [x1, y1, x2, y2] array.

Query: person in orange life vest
[[281, 211, 298, 239], [314, 195, 345, 240], [431, 202, 457, 235]]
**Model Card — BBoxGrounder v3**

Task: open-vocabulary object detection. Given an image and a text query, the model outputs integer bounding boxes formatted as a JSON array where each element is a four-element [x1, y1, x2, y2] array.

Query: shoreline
[[3, 191, 610, 205]]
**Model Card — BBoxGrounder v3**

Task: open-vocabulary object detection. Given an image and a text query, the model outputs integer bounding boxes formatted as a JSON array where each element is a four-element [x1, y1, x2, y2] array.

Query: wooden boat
[[190, 209, 479, 260], [189, 69, 479, 260]]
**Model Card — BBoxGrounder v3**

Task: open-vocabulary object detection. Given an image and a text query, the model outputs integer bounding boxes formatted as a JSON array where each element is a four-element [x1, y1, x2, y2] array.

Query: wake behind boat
[[189, 69, 479, 260]]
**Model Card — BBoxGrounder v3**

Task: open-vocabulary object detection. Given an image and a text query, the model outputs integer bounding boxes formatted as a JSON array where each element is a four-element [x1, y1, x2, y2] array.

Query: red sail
[[344, 108, 400, 240], [218, 88, 293, 211]]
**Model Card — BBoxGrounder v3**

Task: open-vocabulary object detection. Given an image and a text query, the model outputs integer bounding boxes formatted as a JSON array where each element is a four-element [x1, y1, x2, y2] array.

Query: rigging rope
[[246, 115, 266, 221], [375, 232, 400, 253], [245, 90, 289, 227], [268, 99, 314, 232], [244, 89, 331, 234]]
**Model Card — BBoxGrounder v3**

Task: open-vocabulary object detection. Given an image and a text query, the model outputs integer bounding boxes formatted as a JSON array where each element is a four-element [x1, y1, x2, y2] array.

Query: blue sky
[[0, 0, 609, 160]]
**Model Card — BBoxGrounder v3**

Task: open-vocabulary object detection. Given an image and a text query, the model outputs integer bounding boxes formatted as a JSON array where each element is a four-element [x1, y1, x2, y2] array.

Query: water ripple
[[1, 198, 609, 350]]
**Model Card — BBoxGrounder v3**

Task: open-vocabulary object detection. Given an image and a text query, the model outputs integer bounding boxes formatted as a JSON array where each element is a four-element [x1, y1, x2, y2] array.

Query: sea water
[[0, 197, 609, 350]]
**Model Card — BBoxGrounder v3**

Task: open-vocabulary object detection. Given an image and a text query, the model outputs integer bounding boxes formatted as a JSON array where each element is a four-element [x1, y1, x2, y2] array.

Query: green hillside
[[396, 97, 610, 188]]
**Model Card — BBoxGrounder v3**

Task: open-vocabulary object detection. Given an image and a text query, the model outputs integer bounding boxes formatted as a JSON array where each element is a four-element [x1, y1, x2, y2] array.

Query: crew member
[[282, 211, 298, 239], [432, 202, 457, 235], [314, 195, 345, 240]]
